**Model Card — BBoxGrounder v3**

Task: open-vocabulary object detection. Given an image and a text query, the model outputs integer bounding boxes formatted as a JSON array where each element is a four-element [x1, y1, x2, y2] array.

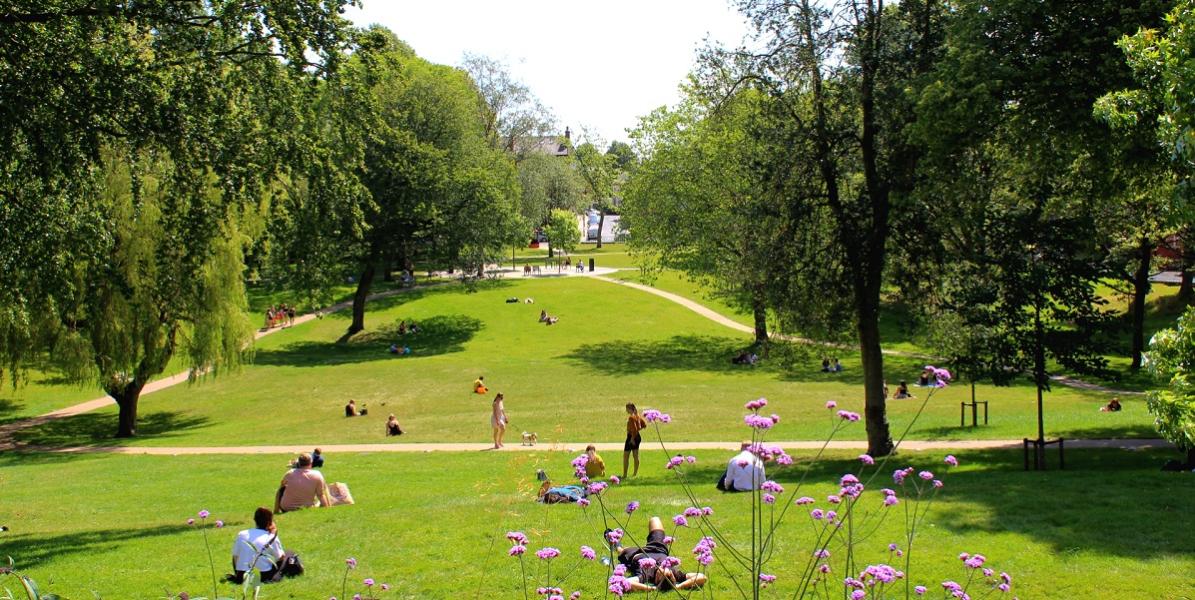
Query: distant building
[[514, 126, 571, 158]]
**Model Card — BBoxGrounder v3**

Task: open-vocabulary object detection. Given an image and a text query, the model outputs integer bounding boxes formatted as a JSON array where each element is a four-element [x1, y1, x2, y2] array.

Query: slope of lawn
[[11, 277, 1153, 449], [1, 447, 1191, 599]]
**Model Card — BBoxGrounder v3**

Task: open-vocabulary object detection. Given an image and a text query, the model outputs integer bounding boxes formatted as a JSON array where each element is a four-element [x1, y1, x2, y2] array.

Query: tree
[[542, 209, 581, 258], [701, 0, 946, 456], [606, 140, 637, 170], [461, 53, 556, 160], [624, 91, 793, 347], [327, 28, 520, 334], [517, 152, 585, 234], [1146, 306, 1195, 468], [0, 0, 355, 436], [570, 134, 617, 249]]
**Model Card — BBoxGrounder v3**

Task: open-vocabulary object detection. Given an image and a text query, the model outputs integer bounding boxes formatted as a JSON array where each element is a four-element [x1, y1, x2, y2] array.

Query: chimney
[[564, 126, 571, 140]]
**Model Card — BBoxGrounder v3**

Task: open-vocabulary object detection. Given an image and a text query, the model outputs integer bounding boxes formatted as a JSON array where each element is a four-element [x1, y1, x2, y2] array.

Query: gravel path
[[18, 438, 1171, 456]]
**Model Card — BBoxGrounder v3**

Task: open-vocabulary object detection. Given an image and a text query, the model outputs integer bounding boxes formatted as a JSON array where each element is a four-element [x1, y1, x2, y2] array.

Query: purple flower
[[827, 495, 841, 504], [701, 506, 714, 515], [964, 554, 986, 569], [825, 400, 837, 409], [197, 510, 210, 519], [625, 501, 640, 515], [762, 493, 776, 504], [919, 470, 934, 481], [637, 557, 656, 570], [914, 586, 927, 595], [883, 495, 899, 506], [944, 455, 959, 467], [609, 475, 621, 485], [666, 456, 685, 469], [683, 507, 702, 517], [818, 564, 831, 573], [851, 590, 866, 600], [186, 518, 195, 525], [858, 454, 875, 465], [889, 543, 899, 552], [571, 592, 582, 600], [761, 480, 784, 493], [759, 573, 776, 585], [814, 549, 830, 559], [795, 496, 815, 505], [382, 584, 390, 591], [643, 409, 671, 423], [684, 455, 697, 464], [509, 545, 526, 556], [346, 557, 357, 569], [672, 515, 689, 527], [577, 498, 591, 507], [506, 532, 528, 545], [606, 529, 624, 545], [999, 583, 1010, 592], [811, 509, 825, 520], [214, 520, 224, 529], [744, 414, 775, 429], [837, 410, 861, 422], [933, 479, 943, 489], [363, 578, 374, 587], [536, 547, 561, 560], [587, 482, 608, 495], [662, 535, 674, 545], [744, 398, 768, 411], [580, 546, 596, 560]]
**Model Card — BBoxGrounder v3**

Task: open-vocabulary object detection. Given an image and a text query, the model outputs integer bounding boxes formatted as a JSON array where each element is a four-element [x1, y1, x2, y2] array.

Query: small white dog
[[521, 431, 538, 446]]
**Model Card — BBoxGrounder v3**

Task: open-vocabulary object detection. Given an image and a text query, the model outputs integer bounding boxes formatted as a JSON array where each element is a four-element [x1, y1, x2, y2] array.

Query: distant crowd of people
[[264, 304, 295, 330]]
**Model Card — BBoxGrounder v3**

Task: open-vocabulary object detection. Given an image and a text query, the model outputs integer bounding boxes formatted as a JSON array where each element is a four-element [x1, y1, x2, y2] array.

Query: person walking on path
[[490, 393, 509, 449], [622, 403, 648, 478]]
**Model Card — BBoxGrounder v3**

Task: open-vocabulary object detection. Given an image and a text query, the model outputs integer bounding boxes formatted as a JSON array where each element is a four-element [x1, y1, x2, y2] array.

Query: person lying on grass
[[611, 516, 708, 592]]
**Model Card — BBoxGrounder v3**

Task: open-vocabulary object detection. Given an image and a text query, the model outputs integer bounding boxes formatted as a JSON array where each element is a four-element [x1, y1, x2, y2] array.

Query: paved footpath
[[26, 438, 1172, 456], [592, 276, 1143, 396], [1, 271, 1149, 454]]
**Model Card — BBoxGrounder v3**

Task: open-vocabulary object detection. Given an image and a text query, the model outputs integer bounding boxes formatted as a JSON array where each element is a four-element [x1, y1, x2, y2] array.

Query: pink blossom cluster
[[691, 536, 716, 566], [759, 573, 777, 586], [744, 397, 768, 411], [608, 564, 632, 597], [744, 413, 777, 429], [749, 443, 793, 464], [642, 409, 671, 423], [605, 528, 624, 545], [837, 410, 861, 422], [624, 501, 639, 515], [535, 547, 560, 561], [761, 480, 784, 494], [924, 365, 953, 387], [506, 531, 528, 557], [579, 546, 596, 560], [571, 454, 589, 479]]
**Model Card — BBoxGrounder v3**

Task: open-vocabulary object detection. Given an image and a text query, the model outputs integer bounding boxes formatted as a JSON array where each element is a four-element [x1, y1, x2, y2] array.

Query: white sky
[[344, 1, 750, 144]]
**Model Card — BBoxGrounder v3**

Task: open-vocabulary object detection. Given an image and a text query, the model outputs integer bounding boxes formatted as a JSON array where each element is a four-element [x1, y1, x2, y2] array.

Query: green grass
[[11, 277, 1155, 449], [2, 447, 1191, 599], [605, 269, 757, 328]]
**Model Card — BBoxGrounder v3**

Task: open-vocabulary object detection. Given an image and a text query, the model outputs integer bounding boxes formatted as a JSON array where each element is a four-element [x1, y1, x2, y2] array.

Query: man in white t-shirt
[[230, 507, 285, 584], [275, 453, 332, 513], [719, 441, 765, 492]]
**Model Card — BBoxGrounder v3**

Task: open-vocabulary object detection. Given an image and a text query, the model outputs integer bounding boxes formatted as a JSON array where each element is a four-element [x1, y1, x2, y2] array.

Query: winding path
[[1, 271, 1154, 454]]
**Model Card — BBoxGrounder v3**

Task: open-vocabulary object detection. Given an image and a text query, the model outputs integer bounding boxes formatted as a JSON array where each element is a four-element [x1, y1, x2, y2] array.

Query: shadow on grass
[[0, 524, 197, 570], [10, 411, 209, 452], [637, 447, 1193, 559], [255, 314, 484, 367], [560, 336, 760, 375]]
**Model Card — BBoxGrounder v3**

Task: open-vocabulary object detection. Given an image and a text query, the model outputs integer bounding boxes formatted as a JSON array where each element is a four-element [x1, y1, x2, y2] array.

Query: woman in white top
[[231, 507, 285, 584], [491, 393, 508, 449]]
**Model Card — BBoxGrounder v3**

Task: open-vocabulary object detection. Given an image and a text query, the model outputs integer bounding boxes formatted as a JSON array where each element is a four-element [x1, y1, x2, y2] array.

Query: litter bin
[[588, 258, 595, 272]]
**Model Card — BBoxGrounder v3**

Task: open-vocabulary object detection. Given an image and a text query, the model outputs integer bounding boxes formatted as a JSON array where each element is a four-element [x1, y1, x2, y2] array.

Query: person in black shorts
[[622, 403, 647, 479], [613, 516, 708, 592]]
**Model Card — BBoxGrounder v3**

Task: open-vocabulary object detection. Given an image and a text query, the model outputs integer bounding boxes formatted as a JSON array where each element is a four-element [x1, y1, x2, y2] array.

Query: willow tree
[[0, 1, 356, 436]]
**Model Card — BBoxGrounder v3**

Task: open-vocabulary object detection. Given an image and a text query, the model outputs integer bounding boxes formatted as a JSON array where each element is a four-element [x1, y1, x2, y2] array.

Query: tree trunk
[[596, 210, 605, 249], [111, 380, 146, 438], [1129, 236, 1152, 371], [858, 294, 893, 457], [348, 252, 378, 335], [1180, 265, 1193, 304], [751, 283, 769, 348]]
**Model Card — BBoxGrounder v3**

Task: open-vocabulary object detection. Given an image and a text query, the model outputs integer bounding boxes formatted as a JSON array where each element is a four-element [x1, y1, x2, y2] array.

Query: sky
[[344, 1, 750, 144]]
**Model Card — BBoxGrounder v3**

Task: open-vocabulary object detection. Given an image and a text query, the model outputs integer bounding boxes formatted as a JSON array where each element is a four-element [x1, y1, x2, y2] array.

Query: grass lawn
[[11, 277, 1154, 449], [2, 447, 1191, 599]]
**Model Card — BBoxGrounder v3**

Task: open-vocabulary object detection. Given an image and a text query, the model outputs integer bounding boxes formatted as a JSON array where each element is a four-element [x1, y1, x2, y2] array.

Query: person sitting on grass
[[409, 321, 419, 334], [821, 357, 831, 372], [831, 357, 843, 372], [311, 448, 324, 468], [345, 399, 360, 417], [275, 454, 332, 513], [893, 381, 913, 399], [717, 441, 765, 492], [386, 413, 404, 436], [545, 315, 559, 325], [398, 320, 407, 335], [229, 507, 287, 584], [474, 376, 488, 394], [539, 310, 549, 323], [584, 444, 606, 479], [1100, 397, 1123, 412], [610, 516, 708, 592], [917, 367, 933, 386]]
